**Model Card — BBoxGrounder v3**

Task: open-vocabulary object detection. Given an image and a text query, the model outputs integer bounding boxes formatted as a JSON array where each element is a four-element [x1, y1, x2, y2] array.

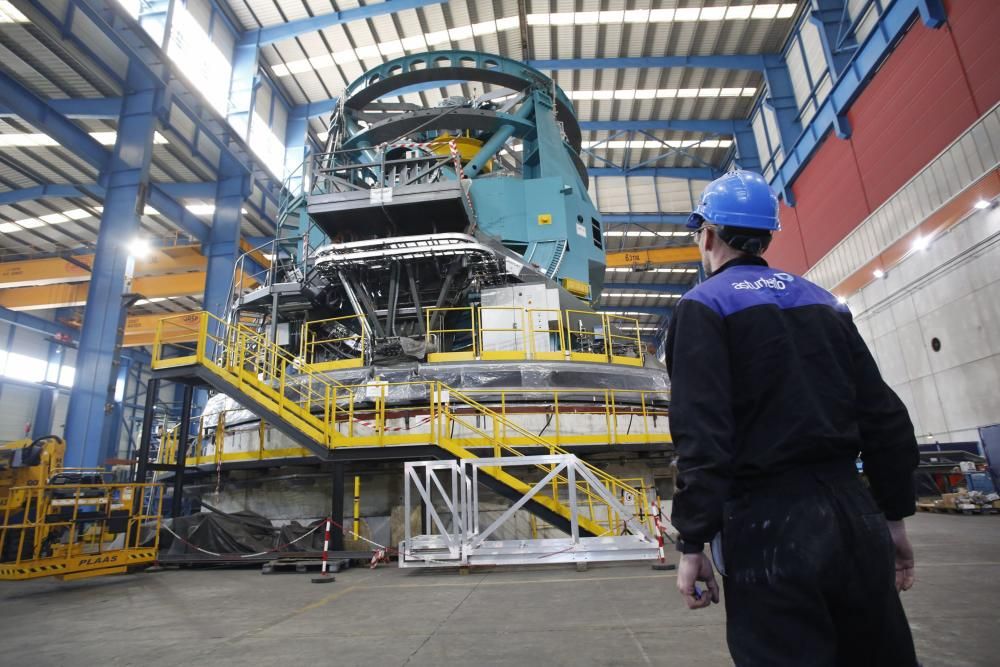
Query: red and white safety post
[[651, 503, 676, 571], [311, 518, 336, 584]]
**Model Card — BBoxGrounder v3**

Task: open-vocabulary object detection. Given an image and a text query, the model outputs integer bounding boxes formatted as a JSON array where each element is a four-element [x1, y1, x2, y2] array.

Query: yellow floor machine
[[0, 436, 163, 581]]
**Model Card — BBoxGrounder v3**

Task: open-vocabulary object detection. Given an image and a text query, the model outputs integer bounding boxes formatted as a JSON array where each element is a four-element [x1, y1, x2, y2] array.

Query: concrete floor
[[0, 513, 997, 666]]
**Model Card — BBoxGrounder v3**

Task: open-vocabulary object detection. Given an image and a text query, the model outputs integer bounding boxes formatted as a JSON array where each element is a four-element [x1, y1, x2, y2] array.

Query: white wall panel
[[854, 203, 1000, 442], [0, 387, 38, 441]]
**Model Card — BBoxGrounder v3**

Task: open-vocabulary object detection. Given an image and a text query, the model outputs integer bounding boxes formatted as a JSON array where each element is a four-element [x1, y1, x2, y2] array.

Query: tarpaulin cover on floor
[[162, 510, 277, 555]]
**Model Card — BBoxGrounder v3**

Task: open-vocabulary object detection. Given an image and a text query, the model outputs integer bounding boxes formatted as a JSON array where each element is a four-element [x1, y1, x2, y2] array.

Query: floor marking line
[[369, 572, 676, 590], [599, 578, 654, 666], [225, 573, 378, 644], [401, 573, 488, 666]]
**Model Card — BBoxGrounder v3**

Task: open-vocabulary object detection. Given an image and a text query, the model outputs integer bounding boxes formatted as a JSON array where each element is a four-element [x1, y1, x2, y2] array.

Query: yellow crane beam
[[604, 245, 701, 268], [122, 311, 203, 347], [0, 240, 269, 289], [0, 245, 207, 288], [0, 270, 256, 311]]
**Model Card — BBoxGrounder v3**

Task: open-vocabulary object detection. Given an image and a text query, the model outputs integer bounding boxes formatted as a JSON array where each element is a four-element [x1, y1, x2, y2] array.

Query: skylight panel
[[0, 0, 29, 22]]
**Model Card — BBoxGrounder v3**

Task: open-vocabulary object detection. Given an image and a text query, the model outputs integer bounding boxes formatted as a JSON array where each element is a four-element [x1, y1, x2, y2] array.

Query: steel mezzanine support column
[[171, 383, 194, 518], [65, 69, 160, 469], [134, 377, 159, 484], [330, 461, 345, 551]]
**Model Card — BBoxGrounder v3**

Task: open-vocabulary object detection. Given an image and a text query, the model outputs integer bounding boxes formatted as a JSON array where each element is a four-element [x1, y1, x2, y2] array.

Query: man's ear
[[702, 227, 716, 252]]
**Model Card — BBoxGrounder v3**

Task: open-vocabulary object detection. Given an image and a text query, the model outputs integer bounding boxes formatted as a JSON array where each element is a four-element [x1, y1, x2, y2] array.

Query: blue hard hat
[[686, 170, 780, 231]]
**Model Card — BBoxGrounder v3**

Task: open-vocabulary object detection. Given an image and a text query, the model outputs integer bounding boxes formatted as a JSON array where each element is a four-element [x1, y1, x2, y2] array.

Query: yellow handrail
[[300, 314, 367, 370], [151, 311, 657, 536]]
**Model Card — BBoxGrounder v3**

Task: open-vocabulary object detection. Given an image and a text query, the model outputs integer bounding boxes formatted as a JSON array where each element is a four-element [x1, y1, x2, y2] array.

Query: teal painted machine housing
[[470, 176, 605, 297], [467, 83, 606, 299], [312, 51, 607, 299]]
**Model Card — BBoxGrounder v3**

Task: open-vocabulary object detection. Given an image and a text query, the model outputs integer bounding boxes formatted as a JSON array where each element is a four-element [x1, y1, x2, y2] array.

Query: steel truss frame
[[399, 454, 657, 568]]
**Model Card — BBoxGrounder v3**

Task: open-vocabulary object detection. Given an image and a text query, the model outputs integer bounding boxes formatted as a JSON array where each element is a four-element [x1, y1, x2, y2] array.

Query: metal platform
[[399, 455, 657, 568]]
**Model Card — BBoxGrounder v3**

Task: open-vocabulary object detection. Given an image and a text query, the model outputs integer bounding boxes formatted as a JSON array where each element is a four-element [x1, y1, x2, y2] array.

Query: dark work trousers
[[720, 461, 917, 667]]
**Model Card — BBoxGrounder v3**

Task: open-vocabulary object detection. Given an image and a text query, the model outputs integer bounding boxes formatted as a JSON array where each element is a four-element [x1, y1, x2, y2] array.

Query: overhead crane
[[604, 244, 701, 268]]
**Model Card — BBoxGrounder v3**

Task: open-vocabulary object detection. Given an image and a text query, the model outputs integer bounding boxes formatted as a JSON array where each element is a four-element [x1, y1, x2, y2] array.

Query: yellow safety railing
[[437, 387, 654, 536], [424, 305, 646, 366], [426, 306, 477, 362], [300, 314, 367, 370], [151, 311, 658, 537], [526, 308, 566, 361], [0, 482, 163, 581], [478, 306, 528, 361], [565, 309, 607, 363], [603, 314, 644, 367]]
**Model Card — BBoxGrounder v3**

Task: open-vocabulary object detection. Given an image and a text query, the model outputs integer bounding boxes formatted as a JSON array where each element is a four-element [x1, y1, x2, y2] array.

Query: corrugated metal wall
[[768, 0, 1000, 273]]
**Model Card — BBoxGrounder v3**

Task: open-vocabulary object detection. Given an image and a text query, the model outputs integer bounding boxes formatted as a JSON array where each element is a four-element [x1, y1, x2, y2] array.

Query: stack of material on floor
[[919, 491, 1000, 515]]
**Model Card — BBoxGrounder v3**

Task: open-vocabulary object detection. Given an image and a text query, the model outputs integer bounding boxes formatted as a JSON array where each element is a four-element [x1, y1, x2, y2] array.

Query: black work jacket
[[664, 256, 918, 547]]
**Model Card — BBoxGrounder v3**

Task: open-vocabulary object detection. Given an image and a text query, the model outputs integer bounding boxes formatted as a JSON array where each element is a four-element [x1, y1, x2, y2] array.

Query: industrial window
[[591, 218, 603, 249], [167, 3, 233, 116]]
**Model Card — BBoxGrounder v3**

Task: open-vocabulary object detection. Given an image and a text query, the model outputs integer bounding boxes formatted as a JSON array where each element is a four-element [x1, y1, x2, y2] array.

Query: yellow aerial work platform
[[0, 436, 163, 581]]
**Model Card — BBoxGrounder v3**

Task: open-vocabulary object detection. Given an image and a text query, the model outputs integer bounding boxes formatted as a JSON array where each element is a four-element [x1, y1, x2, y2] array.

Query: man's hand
[[887, 519, 915, 592], [676, 552, 720, 609]]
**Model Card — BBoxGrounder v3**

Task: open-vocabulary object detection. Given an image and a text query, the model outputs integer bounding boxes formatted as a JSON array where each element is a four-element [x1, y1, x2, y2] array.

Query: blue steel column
[[64, 68, 159, 469], [227, 42, 259, 143], [201, 153, 251, 320], [105, 355, 131, 461], [732, 123, 762, 172], [762, 57, 801, 149]]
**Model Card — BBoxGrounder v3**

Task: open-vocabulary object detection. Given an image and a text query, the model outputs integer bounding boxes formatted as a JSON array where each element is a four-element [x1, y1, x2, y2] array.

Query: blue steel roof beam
[[733, 122, 762, 171], [604, 283, 689, 295], [240, 0, 447, 47], [771, 0, 946, 201], [595, 306, 673, 317], [761, 57, 802, 164], [809, 0, 859, 79], [0, 184, 92, 205], [528, 55, 774, 71], [0, 67, 110, 171], [0, 97, 124, 119], [600, 214, 689, 226], [51, 1, 276, 199], [588, 167, 720, 179], [0, 305, 77, 339], [580, 120, 747, 134]]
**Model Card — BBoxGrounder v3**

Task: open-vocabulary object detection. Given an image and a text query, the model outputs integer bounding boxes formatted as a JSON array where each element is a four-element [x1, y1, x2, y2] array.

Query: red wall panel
[[768, 202, 808, 275], [767, 1, 1000, 274], [847, 8, 979, 209], [790, 134, 872, 265], [945, 0, 1000, 113]]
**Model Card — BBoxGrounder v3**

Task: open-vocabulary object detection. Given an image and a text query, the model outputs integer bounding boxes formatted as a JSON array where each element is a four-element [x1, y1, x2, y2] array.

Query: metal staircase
[[151, 312, 654, 541]]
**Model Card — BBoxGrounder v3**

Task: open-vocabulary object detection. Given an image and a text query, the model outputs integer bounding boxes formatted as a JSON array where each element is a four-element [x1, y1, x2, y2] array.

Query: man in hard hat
[[665, 170, 919, 665]]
